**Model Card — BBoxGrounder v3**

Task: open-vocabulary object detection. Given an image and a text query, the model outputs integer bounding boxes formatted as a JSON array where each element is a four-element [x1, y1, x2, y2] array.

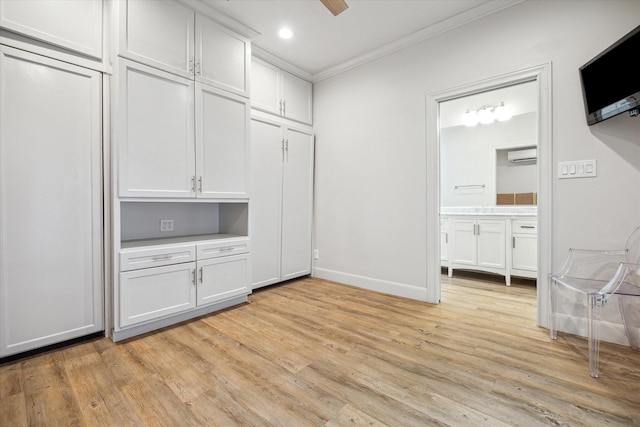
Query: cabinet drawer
[[512, 220, 537, 234], [197, 237, 250, 260], [120, 243, 196, 271]]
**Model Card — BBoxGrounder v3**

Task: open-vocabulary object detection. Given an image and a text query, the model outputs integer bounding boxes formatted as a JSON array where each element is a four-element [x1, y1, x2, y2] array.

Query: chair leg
[[588, 293, 600, 378]]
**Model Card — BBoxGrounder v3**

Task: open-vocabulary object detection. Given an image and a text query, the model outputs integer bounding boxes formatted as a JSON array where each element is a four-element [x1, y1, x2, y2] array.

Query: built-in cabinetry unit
[[112, 0, 255, 341], [251, 57, 313, 125], [250, 115, 315, 289], [0, 45, 103, 356], [442, 211, 537, 286]]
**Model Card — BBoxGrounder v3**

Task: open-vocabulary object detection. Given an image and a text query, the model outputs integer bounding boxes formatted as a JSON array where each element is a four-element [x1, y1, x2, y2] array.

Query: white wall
[[312, 1, 640, 301]]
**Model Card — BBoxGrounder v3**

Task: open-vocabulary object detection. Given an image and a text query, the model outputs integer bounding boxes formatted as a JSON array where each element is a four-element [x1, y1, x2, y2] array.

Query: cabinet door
[[250, 118, 284, 288], [281, 127, 314, 280], [118, 60, 196, 198], [451, 219, 476, 265], [0, 47, 103, 356], [196, 14, 250, 97], [440, 218, 449, 264], [119, 0, 194, 79], [197, 255, 249, 306], [0, 0, 103, 59], [282, 71, 312, 124], [476, 220, 506, 269], [119, 263, 196, 328], [512, 234, 537, 271], [196, 83, 249, 198], [251, 58, 281, 116]]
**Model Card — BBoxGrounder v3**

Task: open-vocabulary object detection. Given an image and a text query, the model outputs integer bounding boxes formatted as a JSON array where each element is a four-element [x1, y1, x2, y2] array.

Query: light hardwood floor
[[2, 275, 640, 426]]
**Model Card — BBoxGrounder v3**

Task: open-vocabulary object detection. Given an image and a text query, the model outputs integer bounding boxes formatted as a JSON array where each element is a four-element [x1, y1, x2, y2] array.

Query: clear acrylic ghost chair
[[549, 225, 640, 377], [589, 262, 640, 377]]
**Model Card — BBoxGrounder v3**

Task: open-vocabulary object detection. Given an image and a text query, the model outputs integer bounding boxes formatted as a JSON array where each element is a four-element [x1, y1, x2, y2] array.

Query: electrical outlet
[[313, 249, 320, 260], [160, 219, 174, 232]]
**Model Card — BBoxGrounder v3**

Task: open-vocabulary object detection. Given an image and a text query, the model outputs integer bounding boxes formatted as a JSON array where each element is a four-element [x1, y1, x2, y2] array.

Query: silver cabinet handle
[[513, 236, 516, 249], [282, 99, 286, 115], [445, 232, 448, 244], [198, 176, 203, 193], [279, 100, 283, 115], [191, 176, 196, 192], [476, 224, 480, 235], [192, 269, 196, 285], [152, 255, 173, 261], [521, 225, 535, 229], [189, 59, 194, 74], [199, 267, 203, 283], [196, 61, 201, 76]]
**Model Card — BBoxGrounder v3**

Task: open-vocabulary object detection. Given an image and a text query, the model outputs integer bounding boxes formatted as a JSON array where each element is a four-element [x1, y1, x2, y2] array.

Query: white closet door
[[118, 59, 195, 198], [196, 83, 249, 199], [281, 127, 314, 280], [250, 118, 284, 288], [0, 46, 103, 357]]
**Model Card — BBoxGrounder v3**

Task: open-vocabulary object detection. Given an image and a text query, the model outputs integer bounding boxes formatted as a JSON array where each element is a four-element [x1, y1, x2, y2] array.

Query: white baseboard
[[312, 267, 428, 302]]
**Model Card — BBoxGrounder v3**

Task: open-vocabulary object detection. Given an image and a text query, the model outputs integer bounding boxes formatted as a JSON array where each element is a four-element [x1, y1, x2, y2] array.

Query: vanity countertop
[[440, 206, 537, 217]]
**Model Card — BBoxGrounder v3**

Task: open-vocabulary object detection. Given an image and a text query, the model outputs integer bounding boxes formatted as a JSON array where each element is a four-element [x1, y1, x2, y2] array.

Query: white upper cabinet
[[119, 0, 194, 79], [196, 14, 250, 97], [0, 0, 103, 59], [251, 57, 312, 124], [119, 0, 250, 97], [196, 83, 250, 198], [118, 59, 196, 198]]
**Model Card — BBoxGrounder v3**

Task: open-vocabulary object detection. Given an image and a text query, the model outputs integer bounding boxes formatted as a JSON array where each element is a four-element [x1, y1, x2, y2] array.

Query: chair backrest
[[625, 225, 640, 264]]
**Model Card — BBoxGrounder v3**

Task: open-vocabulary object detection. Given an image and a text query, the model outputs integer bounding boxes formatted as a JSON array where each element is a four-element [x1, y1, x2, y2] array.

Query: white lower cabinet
[[197, 254, 249, 306], [511, 219, 537, 277], [450, 217, 508, 284], [120, 262, 197, 328], [115, 236, 250, 340], [445, 214, 538, 286]]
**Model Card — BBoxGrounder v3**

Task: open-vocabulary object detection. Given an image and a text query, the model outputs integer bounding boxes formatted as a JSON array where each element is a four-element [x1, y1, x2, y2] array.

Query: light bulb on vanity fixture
[[461, 102, 511, 126]]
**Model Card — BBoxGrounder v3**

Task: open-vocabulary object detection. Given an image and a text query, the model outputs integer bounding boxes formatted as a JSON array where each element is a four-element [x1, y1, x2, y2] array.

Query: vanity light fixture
[[462, 102, 511, 126], [278, 27, 293, 39]]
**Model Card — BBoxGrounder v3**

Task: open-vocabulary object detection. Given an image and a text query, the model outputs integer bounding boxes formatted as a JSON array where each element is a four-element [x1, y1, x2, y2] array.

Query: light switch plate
[[558, 160, 597, 179]]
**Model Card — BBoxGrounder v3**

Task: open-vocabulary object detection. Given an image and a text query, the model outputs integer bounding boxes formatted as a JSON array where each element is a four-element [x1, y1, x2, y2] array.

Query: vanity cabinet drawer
[[512, 220, 537, 234], [120, 243, 196, 271], [197, 237, 250, 260]]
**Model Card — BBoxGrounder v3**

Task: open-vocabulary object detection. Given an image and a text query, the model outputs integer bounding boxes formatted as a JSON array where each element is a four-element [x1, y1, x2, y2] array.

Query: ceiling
[[203, 0, 523, 81]]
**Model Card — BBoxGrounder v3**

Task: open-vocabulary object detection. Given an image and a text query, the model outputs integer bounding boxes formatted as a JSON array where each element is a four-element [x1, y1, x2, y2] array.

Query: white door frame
[[425, 63, 553, 327]]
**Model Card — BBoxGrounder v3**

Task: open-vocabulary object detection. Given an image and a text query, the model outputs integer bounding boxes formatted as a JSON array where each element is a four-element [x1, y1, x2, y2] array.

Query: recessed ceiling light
[[278, 28, 293, 40]]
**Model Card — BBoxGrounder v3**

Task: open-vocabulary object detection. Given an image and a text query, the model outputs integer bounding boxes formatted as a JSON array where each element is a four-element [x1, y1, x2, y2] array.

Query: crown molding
[[312, 0, 525, 83]]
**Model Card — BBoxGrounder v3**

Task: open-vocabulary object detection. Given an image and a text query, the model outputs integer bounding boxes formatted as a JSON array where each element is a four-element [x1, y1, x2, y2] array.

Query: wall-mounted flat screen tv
[[580, 25, 640, 126]]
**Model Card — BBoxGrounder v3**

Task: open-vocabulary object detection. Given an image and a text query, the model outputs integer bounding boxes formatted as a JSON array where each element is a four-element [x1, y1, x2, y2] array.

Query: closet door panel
[[250, 118, 284, 288], [0, 47, 103, 357], [281, 127, 314, 280]]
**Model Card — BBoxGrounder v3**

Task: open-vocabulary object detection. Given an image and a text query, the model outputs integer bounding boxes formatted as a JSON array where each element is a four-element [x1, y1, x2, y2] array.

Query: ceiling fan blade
[[320, 0, 349, 16]]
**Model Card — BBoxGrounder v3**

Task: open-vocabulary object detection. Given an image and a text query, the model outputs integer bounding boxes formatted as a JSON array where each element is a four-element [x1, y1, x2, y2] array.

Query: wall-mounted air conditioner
[[507, 148, 537, 163]]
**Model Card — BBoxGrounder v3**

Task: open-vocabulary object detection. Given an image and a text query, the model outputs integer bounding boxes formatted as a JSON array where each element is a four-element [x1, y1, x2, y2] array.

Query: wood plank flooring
[[2, 274, 640, 426]]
